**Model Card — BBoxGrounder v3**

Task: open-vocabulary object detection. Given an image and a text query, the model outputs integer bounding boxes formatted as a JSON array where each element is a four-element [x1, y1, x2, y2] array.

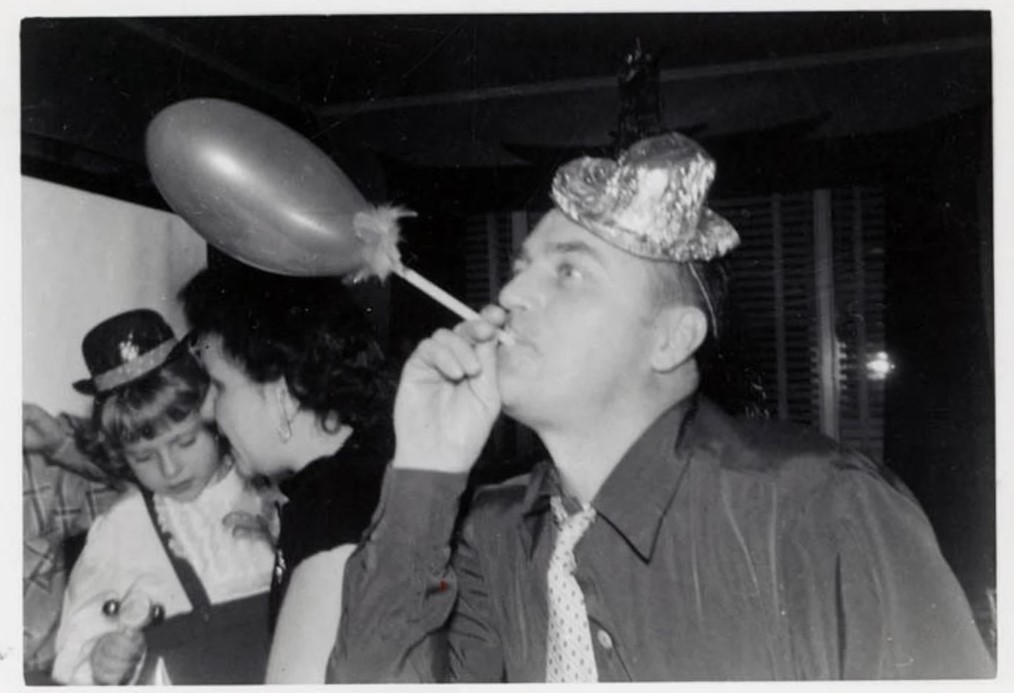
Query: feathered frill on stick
[[351, 204, 514, 344]]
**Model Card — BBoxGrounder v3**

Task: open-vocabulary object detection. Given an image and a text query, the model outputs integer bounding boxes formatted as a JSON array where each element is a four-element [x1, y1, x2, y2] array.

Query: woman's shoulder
[[277, 450, 382, 560], [288, 445, 384, 501]]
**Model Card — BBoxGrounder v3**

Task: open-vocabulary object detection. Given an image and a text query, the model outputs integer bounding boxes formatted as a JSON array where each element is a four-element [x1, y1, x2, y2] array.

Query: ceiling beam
[[317, 36, 988, 119], [117, 18, 302, 108]]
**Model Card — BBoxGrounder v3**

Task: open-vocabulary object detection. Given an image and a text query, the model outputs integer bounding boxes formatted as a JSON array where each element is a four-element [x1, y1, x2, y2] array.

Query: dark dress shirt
[[269, 438, 384, 630], [329, 397, 993, 681]]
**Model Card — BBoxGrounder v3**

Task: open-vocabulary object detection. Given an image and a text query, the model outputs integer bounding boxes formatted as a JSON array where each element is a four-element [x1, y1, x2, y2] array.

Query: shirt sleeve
[[327, 467, 503, 683], [22, 452, 119, 673], [51, 512, 125, 684], [51, 499, 171, 685], [789, 463, 995, 679], [444, 507, 506, 681], [49, 437, 116, 485]]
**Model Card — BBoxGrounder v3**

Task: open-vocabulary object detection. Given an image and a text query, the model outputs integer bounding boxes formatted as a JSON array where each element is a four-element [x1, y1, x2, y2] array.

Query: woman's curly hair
[[75, 352, 211, 482], [179, 267, 395, 443]]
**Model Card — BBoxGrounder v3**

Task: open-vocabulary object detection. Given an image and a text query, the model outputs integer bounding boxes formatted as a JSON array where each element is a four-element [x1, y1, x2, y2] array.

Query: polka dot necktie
[[545, 495, 599, 683]]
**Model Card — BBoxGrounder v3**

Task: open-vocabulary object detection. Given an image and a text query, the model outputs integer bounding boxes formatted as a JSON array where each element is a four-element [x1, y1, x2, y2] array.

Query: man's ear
[[650, 305, 708, 373]]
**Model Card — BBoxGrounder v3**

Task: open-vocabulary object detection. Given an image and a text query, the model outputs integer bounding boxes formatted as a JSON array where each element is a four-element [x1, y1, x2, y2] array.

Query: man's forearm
[[327, 467, 468, 683]]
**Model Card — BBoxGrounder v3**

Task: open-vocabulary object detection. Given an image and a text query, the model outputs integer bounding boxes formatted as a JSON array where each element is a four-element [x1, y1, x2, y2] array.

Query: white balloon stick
[[395, 267, 515, 346]]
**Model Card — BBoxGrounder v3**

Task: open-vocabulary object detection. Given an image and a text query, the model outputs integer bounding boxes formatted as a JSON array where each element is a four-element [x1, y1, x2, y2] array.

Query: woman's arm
[[265, 543, 355, 683]]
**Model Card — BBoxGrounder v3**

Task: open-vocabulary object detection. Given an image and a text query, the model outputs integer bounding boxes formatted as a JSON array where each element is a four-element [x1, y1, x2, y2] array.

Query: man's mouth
[[499, 323, 527, 346], [497, 330, 536, 358], [496, 326, 519, 347]]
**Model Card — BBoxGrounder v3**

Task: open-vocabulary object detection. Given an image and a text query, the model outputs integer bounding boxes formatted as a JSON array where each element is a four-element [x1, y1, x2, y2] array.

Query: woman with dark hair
[[179, 267, 392, 683]]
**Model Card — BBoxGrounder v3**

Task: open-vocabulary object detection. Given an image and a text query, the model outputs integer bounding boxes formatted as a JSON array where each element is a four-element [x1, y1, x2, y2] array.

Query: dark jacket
[[330, 397, 993, 681]]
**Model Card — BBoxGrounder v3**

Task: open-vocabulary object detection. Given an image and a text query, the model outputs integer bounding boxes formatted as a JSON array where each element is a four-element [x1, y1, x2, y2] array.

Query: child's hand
[[90, 628, 146, 685]]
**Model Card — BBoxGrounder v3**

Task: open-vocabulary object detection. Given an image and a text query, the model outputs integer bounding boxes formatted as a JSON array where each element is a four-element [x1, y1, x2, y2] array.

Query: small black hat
[[73, 309, 185, 395]]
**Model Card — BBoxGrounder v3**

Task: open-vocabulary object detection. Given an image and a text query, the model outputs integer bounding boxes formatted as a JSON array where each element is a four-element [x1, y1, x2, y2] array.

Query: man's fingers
[[479, 304, 508, 325], [432, 328, 484, 376], [411, 340, 464, 381], [413, 329, 481, 381], [454, 316, 500, 344]]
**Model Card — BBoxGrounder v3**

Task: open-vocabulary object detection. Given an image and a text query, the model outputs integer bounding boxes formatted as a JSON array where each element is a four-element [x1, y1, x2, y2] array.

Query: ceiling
[[21, 12, 991, 206]]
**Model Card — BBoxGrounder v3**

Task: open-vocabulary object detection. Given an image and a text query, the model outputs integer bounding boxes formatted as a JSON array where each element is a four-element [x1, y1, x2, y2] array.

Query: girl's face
[[122, 412, 223, 502], [196, 334, 288, 479]]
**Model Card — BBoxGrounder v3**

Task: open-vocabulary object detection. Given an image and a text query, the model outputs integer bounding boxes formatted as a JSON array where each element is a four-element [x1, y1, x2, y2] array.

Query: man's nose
[[498, 272, 532, 313]]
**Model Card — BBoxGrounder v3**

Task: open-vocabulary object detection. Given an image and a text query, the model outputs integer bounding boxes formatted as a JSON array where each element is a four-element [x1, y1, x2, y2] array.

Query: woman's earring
[[212, 425, 231, 458], [277, 419, 292, 443]]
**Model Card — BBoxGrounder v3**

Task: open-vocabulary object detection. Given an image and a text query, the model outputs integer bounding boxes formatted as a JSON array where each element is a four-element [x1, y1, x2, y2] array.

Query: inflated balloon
[[146, 98, 512, 341], [146, 98, 407, 278]]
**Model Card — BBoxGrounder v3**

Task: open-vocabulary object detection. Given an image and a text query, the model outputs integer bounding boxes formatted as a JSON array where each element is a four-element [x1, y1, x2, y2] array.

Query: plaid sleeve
[[22, 451, 123, 673]]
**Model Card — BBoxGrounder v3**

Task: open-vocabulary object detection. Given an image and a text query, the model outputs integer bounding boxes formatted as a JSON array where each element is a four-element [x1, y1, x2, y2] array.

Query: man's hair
[[179, 267, 394, 441], [643, 258, 730, 397], [645, 258, 772, 417], [644, 258, 728, 335], [77, 353, 210, 481]]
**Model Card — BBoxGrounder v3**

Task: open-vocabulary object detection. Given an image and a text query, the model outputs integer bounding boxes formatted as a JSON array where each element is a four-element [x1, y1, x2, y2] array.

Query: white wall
[[22, 177, 206, 416]]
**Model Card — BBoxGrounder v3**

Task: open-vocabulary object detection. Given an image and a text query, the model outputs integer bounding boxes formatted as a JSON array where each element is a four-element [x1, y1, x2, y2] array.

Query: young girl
[[51, 309, 276, 685]]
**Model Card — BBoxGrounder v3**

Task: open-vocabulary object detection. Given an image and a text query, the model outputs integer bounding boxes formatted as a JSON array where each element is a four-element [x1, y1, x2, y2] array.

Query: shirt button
[[596, 629, 614, 650]]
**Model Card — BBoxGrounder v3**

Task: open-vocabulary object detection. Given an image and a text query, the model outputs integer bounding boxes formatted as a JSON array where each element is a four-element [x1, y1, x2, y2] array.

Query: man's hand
[[22, 402, 70, 456], [391, 306, 506, 474], [90, 629, 146, 685]]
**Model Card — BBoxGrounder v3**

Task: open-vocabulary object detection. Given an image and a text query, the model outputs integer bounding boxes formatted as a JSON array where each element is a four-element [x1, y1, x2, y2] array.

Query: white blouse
[[52, 467, 275, 684]]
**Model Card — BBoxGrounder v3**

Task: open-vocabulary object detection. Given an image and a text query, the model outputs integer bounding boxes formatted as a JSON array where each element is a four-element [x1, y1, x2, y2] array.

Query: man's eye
[[557, 262, 581, 280], [179, 436, 197, 449], [130, 453, 154, 464]]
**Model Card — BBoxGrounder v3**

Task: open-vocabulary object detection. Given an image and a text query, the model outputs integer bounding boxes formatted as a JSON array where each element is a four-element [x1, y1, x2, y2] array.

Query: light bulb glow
[[866, 351, 894, 380]]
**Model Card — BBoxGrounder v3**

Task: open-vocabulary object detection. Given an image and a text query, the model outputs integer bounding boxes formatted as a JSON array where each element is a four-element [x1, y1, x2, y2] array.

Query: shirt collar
[[519, 459, 556, 558], [520, 395, 709, 561], [160, 464, 242, 512], [521, 459, 557, 518], [591, 396, 697, 560]]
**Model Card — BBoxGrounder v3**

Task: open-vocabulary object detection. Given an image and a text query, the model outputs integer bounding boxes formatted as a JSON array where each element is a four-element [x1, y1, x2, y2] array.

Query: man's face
[[123, 413, 221, 502], [496, 209, 661, 429], [197, 334, 285, 478]]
